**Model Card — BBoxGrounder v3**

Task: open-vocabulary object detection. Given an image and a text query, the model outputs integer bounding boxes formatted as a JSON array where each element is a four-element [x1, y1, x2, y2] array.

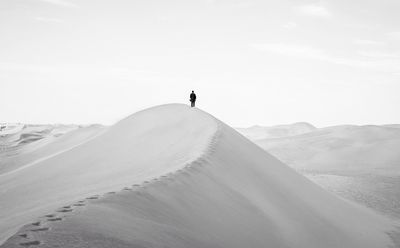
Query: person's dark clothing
[[190, 92, 196, 102], [190, 92, 196, 107]]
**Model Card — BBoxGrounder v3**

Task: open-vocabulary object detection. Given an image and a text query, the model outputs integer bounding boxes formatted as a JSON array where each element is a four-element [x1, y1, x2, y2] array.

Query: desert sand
[[237, 123, 400, 233], [244, 124, 400, 175], [0, 124, 105, 175], [0, 104, 398, 247], [236, 122, 316, 140]]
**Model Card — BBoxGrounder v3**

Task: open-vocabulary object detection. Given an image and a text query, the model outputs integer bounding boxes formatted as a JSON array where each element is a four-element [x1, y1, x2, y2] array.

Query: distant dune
[[236, 122, 316, 140], [0, 124, 77, 147], [0, 105, 398, 247], [384, 124, 400, 129], [0, 124, 106, 175], [238, 124, 400, 175]]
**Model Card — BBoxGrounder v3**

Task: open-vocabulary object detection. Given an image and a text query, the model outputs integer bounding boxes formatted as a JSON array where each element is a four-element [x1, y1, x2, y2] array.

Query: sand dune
[[236, 122, 316, 140], [0, 124, 78, 149], [0, 105, 217, 245], [384, 124, 400, 129], [0, 105, 398, 247], [0, 124, 25, 137], [0, 124, 106, 175], [252, 125, 400, 175]]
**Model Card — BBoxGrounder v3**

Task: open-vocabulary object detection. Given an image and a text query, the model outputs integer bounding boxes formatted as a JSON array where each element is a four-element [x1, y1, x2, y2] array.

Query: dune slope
[[236, 122, 316, 140], [0, 124, 78, 149], [0, 124, 105, 175], [254, 125, 400, 174], [1, 104, 398, 248], [0, 105, 217, 245]]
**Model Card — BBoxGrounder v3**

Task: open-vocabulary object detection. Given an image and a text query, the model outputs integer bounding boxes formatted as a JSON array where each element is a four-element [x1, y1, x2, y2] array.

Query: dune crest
[[1, 104, 398, 248]]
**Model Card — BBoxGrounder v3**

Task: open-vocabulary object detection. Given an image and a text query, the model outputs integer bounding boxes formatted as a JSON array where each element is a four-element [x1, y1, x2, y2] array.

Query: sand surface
[[239, 124, 400, 175], [236, 122, 316, 140], [0, 124, 105, 175], [1, 104, 399, 247]]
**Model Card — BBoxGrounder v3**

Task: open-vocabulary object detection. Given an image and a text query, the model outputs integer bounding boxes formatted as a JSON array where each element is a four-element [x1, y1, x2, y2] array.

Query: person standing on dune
[[190, 90, 196, 107]]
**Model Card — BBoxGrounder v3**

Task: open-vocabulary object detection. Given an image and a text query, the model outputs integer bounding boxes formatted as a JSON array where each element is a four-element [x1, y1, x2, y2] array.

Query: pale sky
[[1, 0, 399, 127]]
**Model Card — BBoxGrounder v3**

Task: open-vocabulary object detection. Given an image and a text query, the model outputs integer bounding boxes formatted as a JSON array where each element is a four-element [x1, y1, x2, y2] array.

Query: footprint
[[62, 206, 71, 209], [48, 217, 62, 222], [58, 209, 73, 213], [107, 191, 116, 194], [86, 196, 99, 200], [18, 234, 28, 238], [123, 187, 131, 191], [132, 184, 140, 187], [19, 241, 40, 247], [78, 200, 85, 203], [44, 214, 55, 218], [73, 203, 85, 206], [30, 227, 49, 232], [31, 222, 40, 226], [143, 181, 150, 184]]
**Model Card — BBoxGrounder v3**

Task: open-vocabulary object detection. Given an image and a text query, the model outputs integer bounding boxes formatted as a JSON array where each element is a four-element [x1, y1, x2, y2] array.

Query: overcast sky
[[1, 0, 399, 127]]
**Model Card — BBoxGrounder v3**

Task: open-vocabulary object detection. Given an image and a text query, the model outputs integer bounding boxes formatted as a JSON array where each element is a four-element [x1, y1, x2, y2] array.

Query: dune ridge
[[1, 104, 398, 248], [0, 104, 218, 245], [2, 124, 223, 248]]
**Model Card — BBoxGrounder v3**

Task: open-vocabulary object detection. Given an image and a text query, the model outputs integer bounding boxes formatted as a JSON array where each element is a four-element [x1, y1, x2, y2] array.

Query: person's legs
[[191, 101, 195, 107]]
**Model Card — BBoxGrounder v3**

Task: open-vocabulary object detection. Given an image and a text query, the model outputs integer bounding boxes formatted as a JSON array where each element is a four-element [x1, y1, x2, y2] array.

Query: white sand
[[0, 124, 25, 137], [0, 124, 78, 148], [0, 104, 398, 247], [250, 125, 400, 175], [236, 122, 316, 140], [0, 124, 105, 175]]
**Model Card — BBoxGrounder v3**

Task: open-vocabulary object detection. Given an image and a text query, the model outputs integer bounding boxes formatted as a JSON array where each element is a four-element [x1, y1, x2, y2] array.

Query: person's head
[[192, 90, 194, 93]]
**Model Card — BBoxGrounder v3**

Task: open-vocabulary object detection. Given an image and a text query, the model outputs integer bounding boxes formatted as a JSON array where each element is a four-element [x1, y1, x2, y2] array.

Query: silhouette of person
[[190, 90, 196, 107]]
